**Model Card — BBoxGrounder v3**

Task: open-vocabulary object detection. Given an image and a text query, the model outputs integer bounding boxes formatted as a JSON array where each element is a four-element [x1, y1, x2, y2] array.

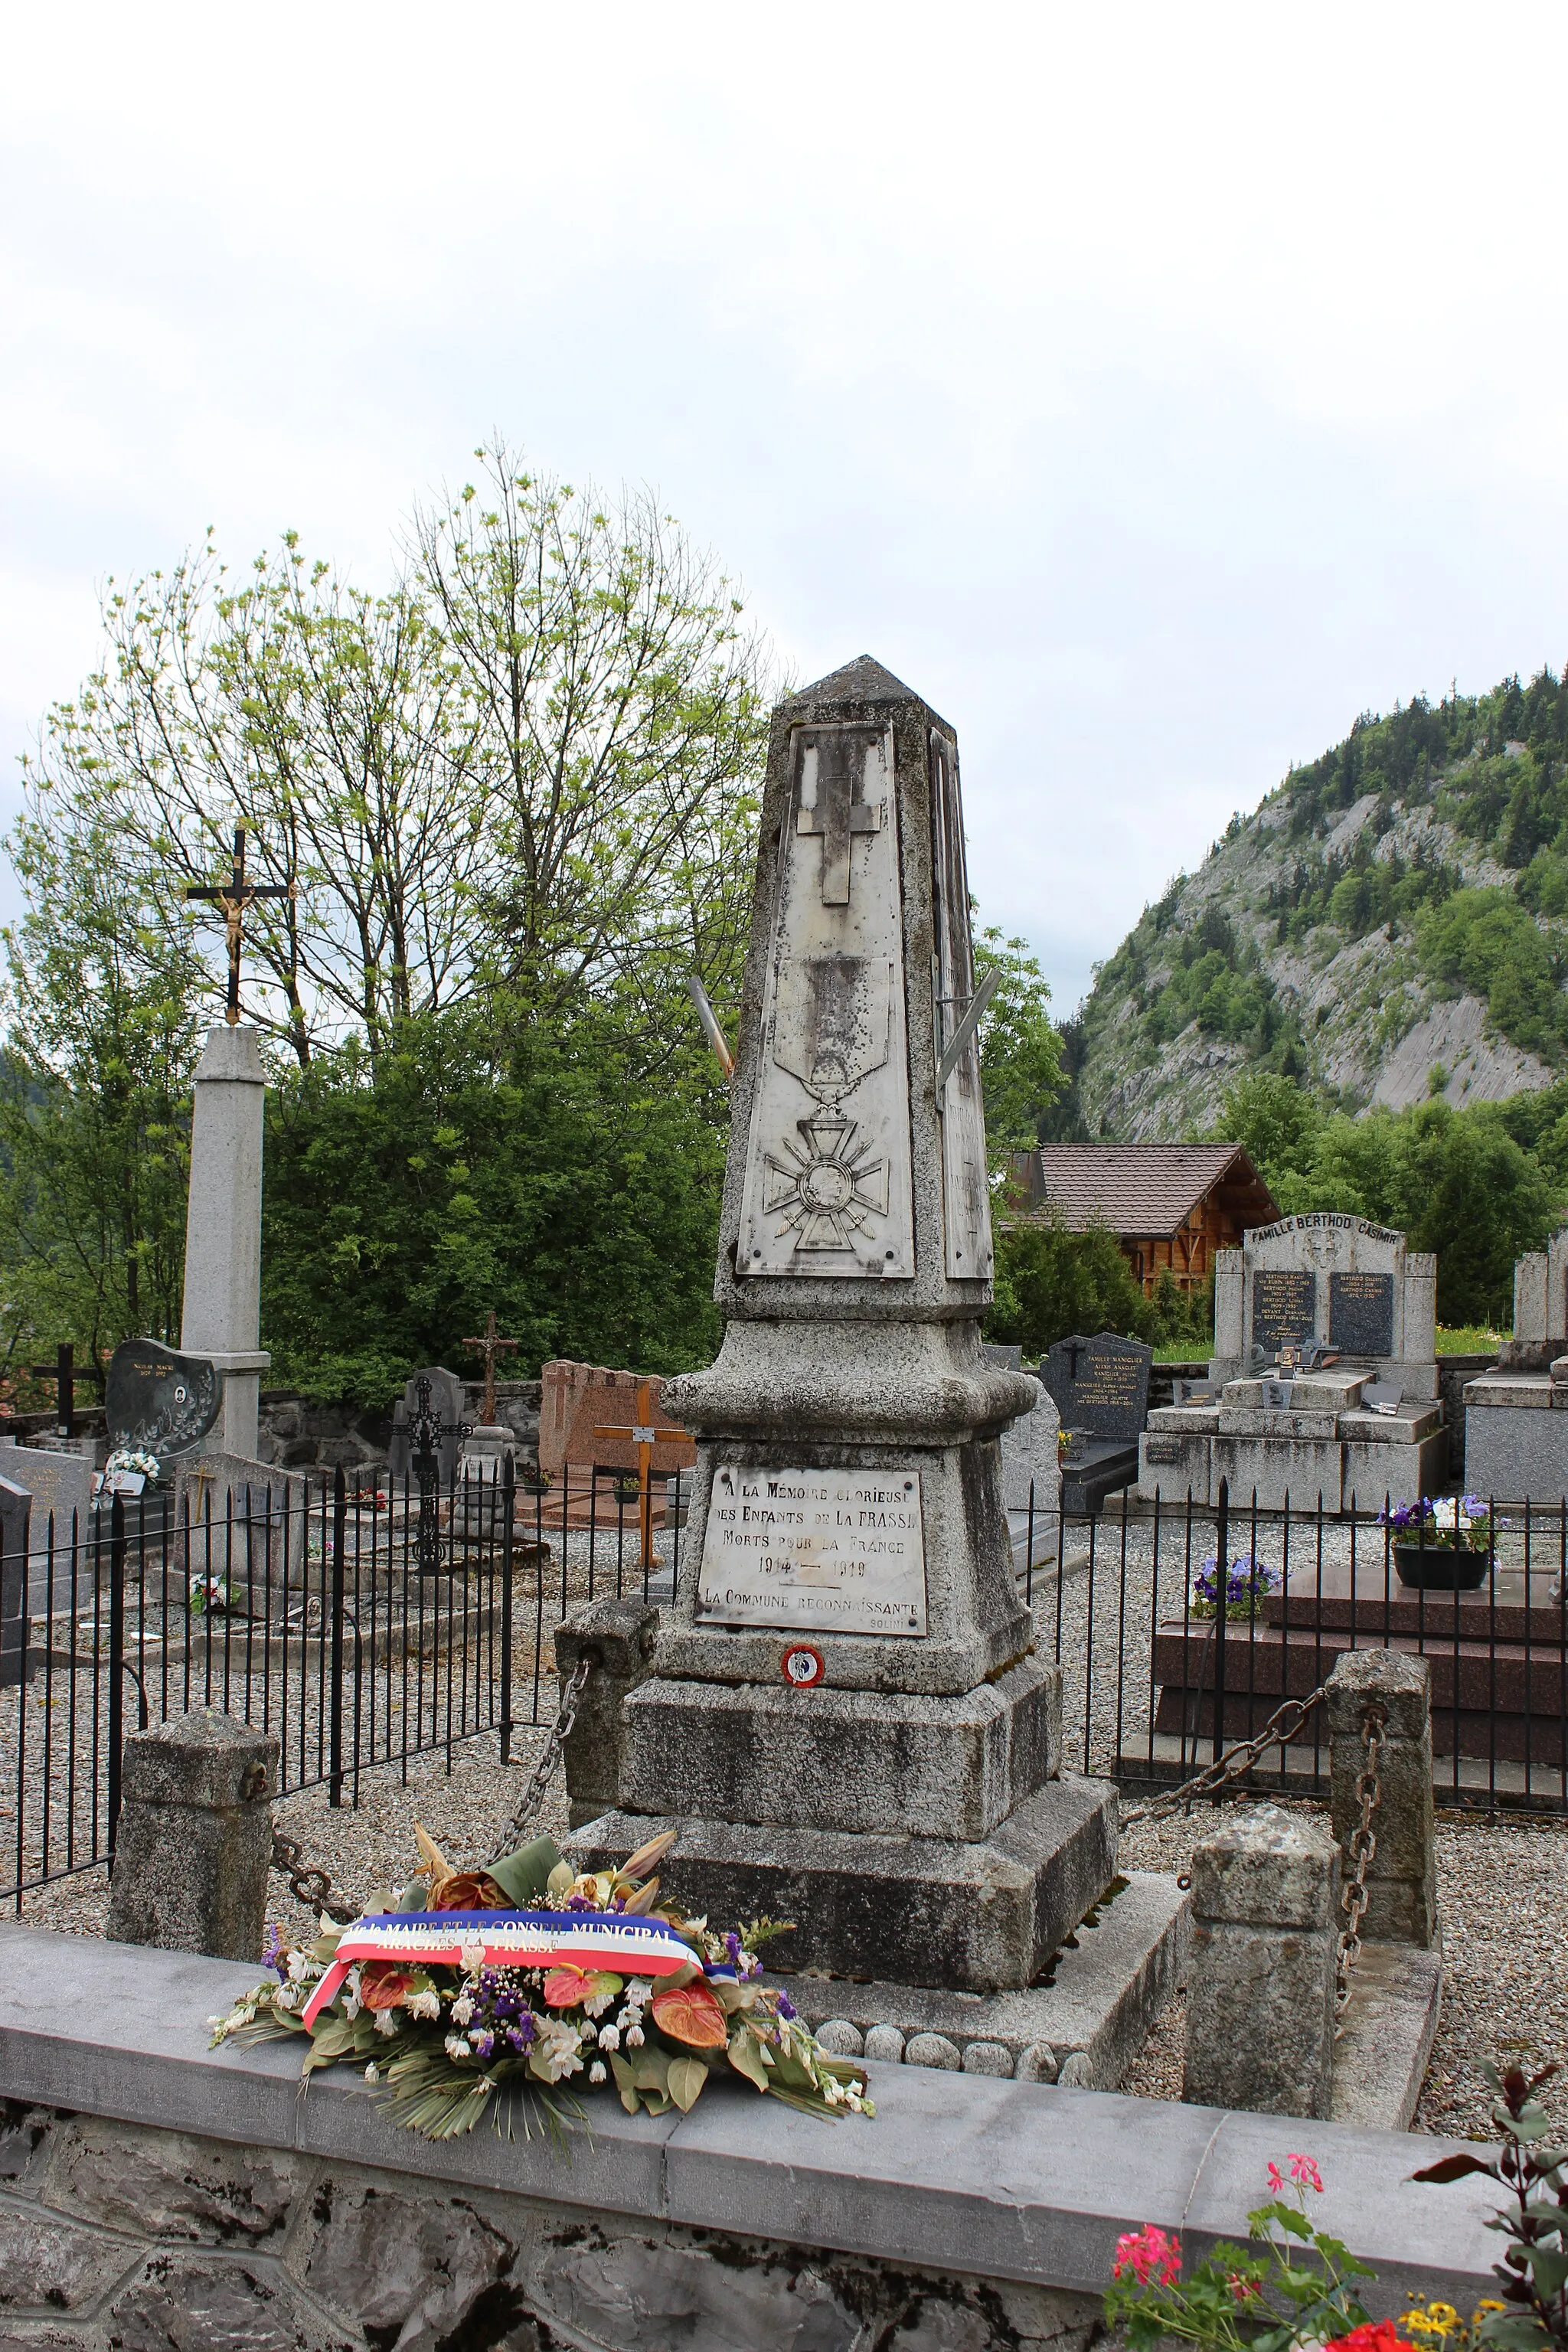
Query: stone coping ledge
[[0, 1925, 1509, 2309]]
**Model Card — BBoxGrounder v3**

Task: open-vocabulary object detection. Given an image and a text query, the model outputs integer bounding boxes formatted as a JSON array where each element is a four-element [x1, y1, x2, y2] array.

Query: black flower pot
[[1393, 1542, 1488, 1592]]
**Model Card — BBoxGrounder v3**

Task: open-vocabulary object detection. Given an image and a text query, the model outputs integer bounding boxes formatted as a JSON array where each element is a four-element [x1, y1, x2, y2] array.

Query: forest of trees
[[0, 444, 1062, 1406]]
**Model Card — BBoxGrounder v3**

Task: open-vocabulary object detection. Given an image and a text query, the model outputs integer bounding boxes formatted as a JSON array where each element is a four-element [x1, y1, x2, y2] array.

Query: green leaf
[[487, 1837, 563, 1908], [667, 2057, 708, 2113], [1412, 2152, 1496, 2184], [1526, 2249, 1568, 2296], [727, 2030, 770, 2093]]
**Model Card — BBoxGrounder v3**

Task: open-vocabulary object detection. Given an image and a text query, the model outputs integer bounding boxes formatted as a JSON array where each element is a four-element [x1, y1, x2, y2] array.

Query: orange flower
[[650, 1978, 728, 2049], [542, 1966, 596, 2009], [358, 1962, 414, 2011], [429, 1872, 505, 1913]]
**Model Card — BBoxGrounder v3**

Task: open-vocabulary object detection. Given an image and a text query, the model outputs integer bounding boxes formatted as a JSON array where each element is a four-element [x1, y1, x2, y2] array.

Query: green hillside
[[1050, 668, 1568, 1142]]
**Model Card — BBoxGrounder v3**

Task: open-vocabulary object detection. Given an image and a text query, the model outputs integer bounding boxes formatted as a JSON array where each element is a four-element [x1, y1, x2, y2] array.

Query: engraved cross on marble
[[797, 734, 881, 906]]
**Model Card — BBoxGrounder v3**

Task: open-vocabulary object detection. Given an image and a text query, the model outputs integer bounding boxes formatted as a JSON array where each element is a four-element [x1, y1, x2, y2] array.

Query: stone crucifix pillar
[[180, 1026, 271, 1460]]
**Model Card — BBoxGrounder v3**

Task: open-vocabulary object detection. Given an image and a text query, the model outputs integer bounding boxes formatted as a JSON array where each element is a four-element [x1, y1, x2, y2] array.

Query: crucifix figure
[[796, 735, 881, 906], [593, 1379, 694, 1574], [185, 822, 295, 1026], [462, 1311, 520, 1427]]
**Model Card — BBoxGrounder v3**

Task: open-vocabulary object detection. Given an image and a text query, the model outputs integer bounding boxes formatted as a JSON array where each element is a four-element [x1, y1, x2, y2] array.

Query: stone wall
[[253, 1381, 543, 1478], [0, 2099, 1097, 2352], [0, 1922, 1511, 2352]]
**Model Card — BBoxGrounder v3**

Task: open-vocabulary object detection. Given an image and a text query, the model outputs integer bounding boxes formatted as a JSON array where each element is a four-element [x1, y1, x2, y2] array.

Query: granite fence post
[[555, 1599, 659, 1829], [1327, 1646, 1437, 1947], [105, 1708, 279, 1961], [1183, 1802, 1338, 2118]]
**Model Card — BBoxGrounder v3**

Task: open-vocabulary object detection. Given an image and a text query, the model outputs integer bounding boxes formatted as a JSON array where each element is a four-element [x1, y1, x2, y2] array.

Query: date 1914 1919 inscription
[[696, 1464, 927, 1636]]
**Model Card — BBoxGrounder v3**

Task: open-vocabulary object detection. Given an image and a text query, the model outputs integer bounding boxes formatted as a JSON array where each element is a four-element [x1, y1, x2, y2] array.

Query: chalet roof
[[1019, 1145, 1279, 1239]]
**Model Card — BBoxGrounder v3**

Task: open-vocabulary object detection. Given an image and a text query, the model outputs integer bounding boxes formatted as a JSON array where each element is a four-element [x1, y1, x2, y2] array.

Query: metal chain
[[1334, 1704, 1385, 2016], [486, 1655, 595, 1864], [265, 1656, 597, 1922], [270, 1826, 360, 1924], [1121, 1681, 1332, 1826]]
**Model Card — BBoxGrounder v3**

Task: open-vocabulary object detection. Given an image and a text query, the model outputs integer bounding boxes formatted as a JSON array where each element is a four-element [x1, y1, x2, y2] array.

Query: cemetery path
[[1120, 1798, 1568, 2141]]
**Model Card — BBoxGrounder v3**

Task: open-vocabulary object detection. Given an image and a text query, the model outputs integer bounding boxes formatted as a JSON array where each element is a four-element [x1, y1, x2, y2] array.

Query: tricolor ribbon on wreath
[[301, 1907, 704, 2029]]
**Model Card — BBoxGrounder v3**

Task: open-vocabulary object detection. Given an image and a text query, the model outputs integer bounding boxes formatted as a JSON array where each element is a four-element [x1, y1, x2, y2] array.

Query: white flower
[[584, 1990, 616, 2018], [364, 2062, 381, 2083], [627, 1979, 652, 2004], [597, 2026, 621, 2053], [408, 1988, 441, 2021], [590, 2060, 607, 2084], [343, 1997, 361, 2021], [445, 2032, 474, 2063], [375, 2008, 397, 2037], [1431, 1498, 1458, 1530], [274, 1984, 297, 2012], [458, 1932, 486, 1976], [450, 1991, 475, 2026], [475, 2076, 496, 2095], [529, 2018, 585, 2082], [286, 1950, 309, 1983], [626, 2024, 645, 2048]]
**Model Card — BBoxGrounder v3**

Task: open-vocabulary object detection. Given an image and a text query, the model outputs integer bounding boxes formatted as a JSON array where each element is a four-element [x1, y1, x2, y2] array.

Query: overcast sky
[[5, 2, 1568, 1017]]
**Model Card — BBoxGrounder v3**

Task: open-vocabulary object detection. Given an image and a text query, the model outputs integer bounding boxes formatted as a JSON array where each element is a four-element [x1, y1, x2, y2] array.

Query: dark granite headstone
[[1040, 1332, 1152, 1516], [387, 1367, 467, 1484], [1329, 1271, 1394, 1358], [0, 1473, 30, 1687], [1251, 1269, 1316, 1361], [105, 1339, 222, 1463], [1040, 1331, 1152, 1443]]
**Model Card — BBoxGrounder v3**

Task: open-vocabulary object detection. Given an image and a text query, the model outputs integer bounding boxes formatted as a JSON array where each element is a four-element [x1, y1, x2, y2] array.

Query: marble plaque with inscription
[[697, 1464, 927, 1635], [1251, 1269, 1317, 1359], [1329, 1270, 1394, 1357]]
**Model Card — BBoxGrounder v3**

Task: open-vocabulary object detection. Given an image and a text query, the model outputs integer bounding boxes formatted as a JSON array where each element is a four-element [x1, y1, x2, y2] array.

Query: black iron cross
[[185, 823, 294, 1026], [27, 1343, 104, 1440], [1064, 1341, 1086, 1378], [797, 737, 880, 906], [405, 1375, 472, 1576]]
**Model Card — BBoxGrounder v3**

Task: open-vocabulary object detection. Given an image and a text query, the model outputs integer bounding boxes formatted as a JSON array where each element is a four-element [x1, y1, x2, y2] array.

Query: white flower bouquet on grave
[[96, 1447, 161, 1503], [210, 1824, 874, 2145]]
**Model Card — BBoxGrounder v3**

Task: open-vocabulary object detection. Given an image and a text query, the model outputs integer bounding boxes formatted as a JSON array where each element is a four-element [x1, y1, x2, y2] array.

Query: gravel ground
[[1118, 1795, 1568, 2138]]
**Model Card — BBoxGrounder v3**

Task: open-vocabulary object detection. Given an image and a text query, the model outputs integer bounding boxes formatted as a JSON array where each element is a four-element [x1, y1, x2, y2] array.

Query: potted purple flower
[[1189, 1553, 1278, 1621], [1378, 1495, 1490, 1591]]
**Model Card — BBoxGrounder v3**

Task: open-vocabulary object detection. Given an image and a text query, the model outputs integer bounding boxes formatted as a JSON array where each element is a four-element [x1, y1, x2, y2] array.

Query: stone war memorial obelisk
[[570, 658, 1187, 2082]]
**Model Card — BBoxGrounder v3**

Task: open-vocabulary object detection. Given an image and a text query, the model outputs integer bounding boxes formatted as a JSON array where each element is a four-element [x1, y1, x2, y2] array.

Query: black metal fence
[[1030, 1478, 1568, 1815], [2, 1455, 691, 1909]]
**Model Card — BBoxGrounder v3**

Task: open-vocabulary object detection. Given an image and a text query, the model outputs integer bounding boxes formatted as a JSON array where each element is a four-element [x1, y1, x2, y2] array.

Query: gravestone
[[105, 1338, 222, 1461], [0, 1473, 31, 1687], [1040, 1331, 1151, 1515], [387, 1367, 467, 1485], [564, 656, 1187, 2076], [179, 1025, 272, 1459], [0, 1439, 93, 1613], [1212, 1214, 1436, 1397], [172, 1450, 310, 1613], [1142, 1213, 1443, 1510], [1513, 1227, 1568, 1357]]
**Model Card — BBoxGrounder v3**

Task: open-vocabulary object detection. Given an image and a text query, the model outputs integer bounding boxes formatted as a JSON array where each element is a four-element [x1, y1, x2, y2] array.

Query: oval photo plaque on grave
[[105, 1338, 222, 1462]]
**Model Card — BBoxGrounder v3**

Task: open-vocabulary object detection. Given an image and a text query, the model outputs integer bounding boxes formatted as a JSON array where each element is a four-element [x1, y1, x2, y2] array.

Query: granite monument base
[[1138, 1369, 1445, 1511], [766, 1867, 1191, 2086], [1463, 1367, 1568, 1501], [568, 1770, 1118, 1994], [618, 1652, 1061, 1842]]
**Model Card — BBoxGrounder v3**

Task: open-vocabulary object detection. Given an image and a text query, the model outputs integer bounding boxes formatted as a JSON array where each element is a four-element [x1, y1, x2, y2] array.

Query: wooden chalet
[[1007, 1145, 1280, 1296]]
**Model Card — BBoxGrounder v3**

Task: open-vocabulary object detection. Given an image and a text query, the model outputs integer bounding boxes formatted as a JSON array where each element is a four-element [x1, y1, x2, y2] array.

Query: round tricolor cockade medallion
[[781, 1643, 825, 1688]]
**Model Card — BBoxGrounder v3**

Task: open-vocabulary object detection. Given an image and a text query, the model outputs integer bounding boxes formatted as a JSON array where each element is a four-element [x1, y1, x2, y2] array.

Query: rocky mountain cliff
[[1051, 670, 1568, 1142]]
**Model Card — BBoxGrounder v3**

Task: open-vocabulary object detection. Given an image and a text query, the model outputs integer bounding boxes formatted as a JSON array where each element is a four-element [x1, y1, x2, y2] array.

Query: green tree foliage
[[1216, 1070, 1323, 1194], [260, 998, 727, 1403], [0, 812, 205, 1368], [986, 1210, 1153, 1357], [973, 926, 1064, 1155]]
